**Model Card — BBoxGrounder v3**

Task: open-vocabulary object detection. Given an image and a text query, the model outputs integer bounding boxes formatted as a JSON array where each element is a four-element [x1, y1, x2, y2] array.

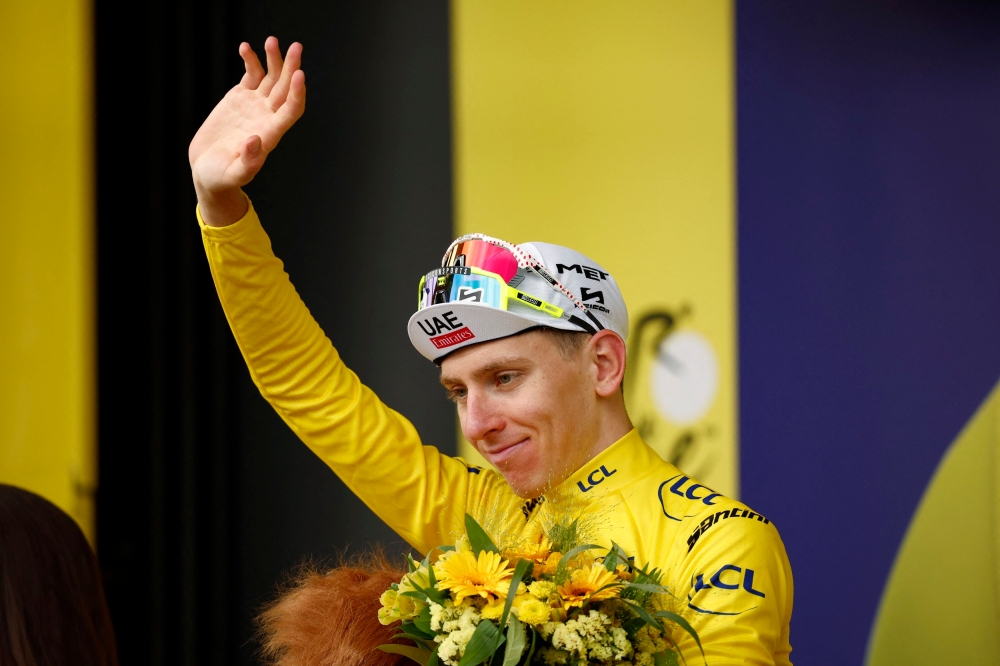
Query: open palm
[[189, 37, 306, 196]]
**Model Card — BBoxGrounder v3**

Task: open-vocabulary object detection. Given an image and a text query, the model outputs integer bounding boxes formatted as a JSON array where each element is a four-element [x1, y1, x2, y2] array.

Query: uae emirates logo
[[430, 327, 475, 349]]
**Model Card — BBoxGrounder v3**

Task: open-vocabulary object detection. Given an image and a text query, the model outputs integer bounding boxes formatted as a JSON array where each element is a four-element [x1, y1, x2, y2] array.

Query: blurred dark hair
[[0, 484, 118, 666], [256, 548, 408, 666]]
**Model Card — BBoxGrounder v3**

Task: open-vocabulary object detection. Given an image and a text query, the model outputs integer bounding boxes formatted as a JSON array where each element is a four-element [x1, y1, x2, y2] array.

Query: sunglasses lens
[[446, 240, 519, 284], [418, 270, 506, 311]]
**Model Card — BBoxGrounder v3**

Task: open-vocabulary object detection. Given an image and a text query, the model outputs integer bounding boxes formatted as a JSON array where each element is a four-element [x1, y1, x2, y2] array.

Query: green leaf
[[378, 644, 434, 666], [625, 583, 673, 594], [610, 541, 631, 565], [602, 547, 618, 572], [595, 580, 627, 593], [497, 558, 532, 635], [655, 610, 707, 664], [427, 560, 438, 588], [407, 579, 448, 605], [622, 600, 664, 633], [457, 620, 505, 666], [524, 625, 538, 665], [623, 616, 646, 637], [654, 651, 680, 666], [554, 543, 602, 582], [407, 553, 420, 573], [465, 514, 500, 556], [399, 590, 429, 602], [658, 631, 688, 666], [428, 646, 440, 666], [603, 541, 631, 573], [414, 605, 433, 635], [501, 615, 527, 666], [401, 620, 435, 641]]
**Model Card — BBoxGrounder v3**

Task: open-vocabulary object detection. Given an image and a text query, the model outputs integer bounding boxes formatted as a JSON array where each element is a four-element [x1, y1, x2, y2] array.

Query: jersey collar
[[557, 428, 661, 498]]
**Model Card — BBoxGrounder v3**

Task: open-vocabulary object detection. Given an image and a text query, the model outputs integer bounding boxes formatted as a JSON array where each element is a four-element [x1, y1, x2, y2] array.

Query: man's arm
[[672, 504, 794, 665], [190, 40, 519, 553], [189, 37, 303, 227]]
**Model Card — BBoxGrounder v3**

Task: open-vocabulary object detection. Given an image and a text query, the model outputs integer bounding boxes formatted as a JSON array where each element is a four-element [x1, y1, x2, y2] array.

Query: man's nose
[[461, 390, 504, 442]]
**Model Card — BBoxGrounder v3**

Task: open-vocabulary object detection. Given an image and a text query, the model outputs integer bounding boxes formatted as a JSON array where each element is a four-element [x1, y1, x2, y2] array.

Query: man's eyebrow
[[439, 355, 533, 386]]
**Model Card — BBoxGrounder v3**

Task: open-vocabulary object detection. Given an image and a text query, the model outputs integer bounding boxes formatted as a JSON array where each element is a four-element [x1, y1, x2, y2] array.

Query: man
[[190, 38, 793, 664]]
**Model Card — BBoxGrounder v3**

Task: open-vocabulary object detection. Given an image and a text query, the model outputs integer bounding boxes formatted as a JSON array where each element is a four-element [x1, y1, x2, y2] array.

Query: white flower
[[433, 604, 482, 665], [535, 646, 571, 665], [429, 602, 447, 632], [551, 622, 585, 656], [547, 610, 631, 662], [611, 626, 632, 659]]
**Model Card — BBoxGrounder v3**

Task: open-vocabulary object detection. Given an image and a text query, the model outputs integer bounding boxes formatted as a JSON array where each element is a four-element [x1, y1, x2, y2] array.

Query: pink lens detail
[[477, 243, 519, 283], [455, 240, 519, 284]]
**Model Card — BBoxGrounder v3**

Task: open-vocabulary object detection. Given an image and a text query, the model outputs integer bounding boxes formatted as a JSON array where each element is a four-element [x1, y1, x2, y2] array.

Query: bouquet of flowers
[[376, 513, 704, 666]]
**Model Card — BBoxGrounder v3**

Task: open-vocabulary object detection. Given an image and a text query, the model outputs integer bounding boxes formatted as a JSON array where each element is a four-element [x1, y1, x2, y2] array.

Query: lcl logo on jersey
[[576, 465, 618, 493], [658, 474, 722, 521], [688, 564, 765, 616]]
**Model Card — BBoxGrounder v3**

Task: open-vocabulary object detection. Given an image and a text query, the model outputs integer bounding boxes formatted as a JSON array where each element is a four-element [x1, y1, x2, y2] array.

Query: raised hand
[[189, 37, 306, 226]]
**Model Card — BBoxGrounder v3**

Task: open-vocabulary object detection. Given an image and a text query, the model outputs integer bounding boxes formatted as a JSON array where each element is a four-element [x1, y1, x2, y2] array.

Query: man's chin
[[497, 468, 546, 499]]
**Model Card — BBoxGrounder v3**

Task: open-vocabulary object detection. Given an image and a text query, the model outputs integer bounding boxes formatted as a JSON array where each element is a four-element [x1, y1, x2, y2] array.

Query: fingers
[[258, 36, 284, 96], [239, 135, 266, 174], [267, 42, 303, 110], [273, 70, 306, 136], [238, 42, 265, 88]]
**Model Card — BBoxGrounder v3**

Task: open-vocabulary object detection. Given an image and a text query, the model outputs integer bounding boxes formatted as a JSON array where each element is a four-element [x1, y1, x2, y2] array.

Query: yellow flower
[[512, 596, 552, 626], [504, 535, 553, 565], [556, 565, 623, 610], [378, 584, 424, 625], [377, 589, 399, 624], [436, 550, 514, 605], [528, 580, 557, 600], [536, 551, 562, 576], [481, 597, 506, 620], [378, 567, 433, 625]]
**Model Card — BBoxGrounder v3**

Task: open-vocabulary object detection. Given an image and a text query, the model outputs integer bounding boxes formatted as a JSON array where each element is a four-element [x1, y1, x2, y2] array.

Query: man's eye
[[498, 373, 515, 385], [448, 387, 468, 401]]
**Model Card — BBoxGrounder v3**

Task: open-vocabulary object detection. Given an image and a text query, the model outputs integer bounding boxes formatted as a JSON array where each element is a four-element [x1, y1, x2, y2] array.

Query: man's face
[[439, 330, 597, 498]]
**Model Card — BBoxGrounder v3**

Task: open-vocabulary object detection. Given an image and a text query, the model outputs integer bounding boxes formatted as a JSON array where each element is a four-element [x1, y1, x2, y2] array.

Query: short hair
[[538, 327, 591, 358], [0, 484, 119, 666], [539, 328, 626, 393]]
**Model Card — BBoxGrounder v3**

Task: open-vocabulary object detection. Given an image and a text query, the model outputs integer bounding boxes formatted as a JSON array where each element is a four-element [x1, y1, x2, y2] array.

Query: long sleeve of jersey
[[198, 201, 520, 554]]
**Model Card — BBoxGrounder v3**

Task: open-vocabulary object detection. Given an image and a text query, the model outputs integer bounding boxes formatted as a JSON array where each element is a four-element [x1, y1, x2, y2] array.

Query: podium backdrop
[[1, 1, 998, 664]]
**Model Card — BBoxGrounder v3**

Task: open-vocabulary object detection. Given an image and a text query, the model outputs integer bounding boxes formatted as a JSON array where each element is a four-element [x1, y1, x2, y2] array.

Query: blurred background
[[1, 1, 998, 664]]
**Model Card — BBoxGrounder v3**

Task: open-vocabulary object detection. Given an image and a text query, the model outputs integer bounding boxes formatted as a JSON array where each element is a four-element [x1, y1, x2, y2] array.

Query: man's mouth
[[483, 438, 528, 467]]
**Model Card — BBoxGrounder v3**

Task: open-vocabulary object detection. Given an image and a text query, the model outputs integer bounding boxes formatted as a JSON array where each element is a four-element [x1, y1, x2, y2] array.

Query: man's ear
[[589, 330, 627, 397]]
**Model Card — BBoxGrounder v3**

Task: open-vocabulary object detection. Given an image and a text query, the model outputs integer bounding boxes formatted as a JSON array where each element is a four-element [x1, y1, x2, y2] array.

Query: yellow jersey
[[199, 201, 794, 665]]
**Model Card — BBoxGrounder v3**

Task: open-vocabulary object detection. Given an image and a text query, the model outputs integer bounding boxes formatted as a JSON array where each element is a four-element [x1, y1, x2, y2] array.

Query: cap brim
[[407, 302, 578, 362]]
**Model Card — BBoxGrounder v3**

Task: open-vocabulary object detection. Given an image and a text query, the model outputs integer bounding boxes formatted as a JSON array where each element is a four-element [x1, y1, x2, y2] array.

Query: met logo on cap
[[556, 263, 609, 281]]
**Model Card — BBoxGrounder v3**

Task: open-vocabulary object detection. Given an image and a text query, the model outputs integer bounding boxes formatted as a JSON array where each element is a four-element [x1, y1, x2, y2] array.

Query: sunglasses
[[416, 235, 605, 333]]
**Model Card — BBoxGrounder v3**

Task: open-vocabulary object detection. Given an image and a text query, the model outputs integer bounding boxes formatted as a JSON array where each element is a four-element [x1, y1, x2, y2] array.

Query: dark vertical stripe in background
[[95, 1, 453, 663], [737, 3, 1000, 664]]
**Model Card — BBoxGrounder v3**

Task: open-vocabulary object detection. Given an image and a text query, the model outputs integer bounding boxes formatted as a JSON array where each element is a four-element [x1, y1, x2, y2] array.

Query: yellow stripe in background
[[866, 380, 1000, 664], [0, 0, 95, 540], [450, 0, 738, 497]]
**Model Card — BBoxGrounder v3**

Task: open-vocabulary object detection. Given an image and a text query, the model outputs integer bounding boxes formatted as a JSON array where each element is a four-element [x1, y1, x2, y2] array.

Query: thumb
[[240, 135, 266, 174]]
